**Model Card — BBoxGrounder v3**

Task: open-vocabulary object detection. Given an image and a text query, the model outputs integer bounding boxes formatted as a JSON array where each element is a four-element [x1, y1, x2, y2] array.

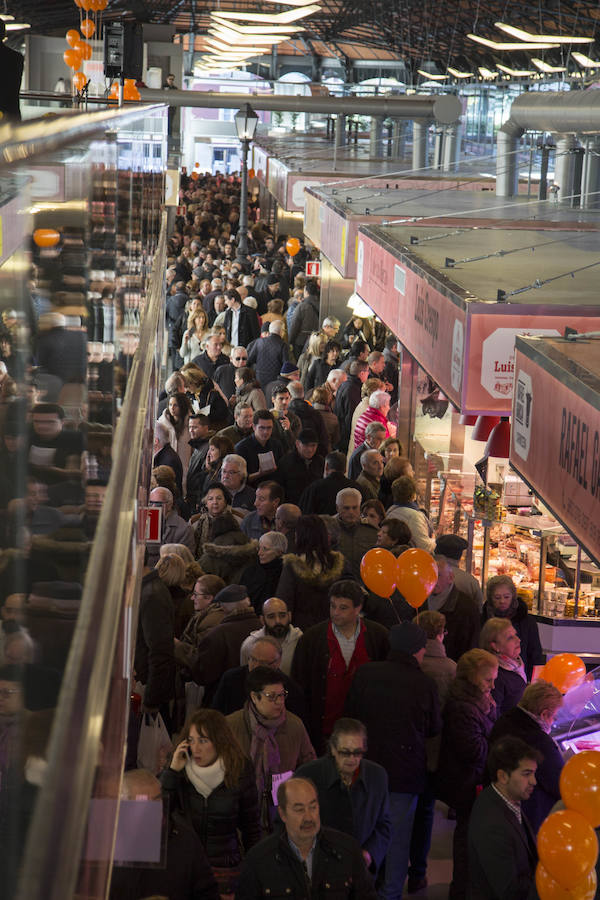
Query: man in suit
[[468, 736, 541, 900], [223, 288, 260, 348], [0, 20, 23, 121]]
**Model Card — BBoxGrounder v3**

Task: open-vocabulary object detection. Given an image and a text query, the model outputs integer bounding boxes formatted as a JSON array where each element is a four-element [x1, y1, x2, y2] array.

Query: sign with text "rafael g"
[[511, 336, 600, 567]]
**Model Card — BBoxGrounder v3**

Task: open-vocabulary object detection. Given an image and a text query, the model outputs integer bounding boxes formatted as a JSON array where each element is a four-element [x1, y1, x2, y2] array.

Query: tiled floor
[[404, 803, 454, 898]]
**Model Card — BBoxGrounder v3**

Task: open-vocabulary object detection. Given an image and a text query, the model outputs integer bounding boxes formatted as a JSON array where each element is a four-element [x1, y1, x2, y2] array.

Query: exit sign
[[306, 260, 320, 278]]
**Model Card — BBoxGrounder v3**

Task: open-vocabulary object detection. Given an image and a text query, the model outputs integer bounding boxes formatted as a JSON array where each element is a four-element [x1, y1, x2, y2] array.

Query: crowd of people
[[0, 169, 560, 900], [122, 171, 558, 899]]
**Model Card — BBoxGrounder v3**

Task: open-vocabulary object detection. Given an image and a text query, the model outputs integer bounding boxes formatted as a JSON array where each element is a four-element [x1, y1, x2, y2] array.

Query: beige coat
[[226, 707, 316, 777]]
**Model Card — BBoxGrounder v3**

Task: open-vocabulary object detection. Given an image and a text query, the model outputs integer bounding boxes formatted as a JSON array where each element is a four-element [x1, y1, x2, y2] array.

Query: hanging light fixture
[[471, 415, 501, 442], [417, 69, 446, 80], [459, 414, 477, 426], [212, 5, 320, 24], [496, 64, 536, 76], [468, 33, 559, 50], [572, 51, 600, 68], [478, 67, 497, 79], [494, 23, 593, 44], [448, 67, 474, 78], [531, 58, 567, 73], [484, 417, 511, 458]]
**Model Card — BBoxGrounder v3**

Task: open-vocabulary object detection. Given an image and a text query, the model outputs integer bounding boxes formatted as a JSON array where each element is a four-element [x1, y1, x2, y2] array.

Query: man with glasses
[[296, 718, 391, 877], [219, 453, 255, 511], [214, 345, 249, 401], [226, 666, 315, 829], [211, 635, 306, 723]]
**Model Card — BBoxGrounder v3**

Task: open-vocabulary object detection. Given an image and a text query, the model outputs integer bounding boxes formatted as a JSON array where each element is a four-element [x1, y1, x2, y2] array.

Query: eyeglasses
[[260, 690, 288, 702], [191, 591, 211, 599], [234, 356, 247, 362], [335, 748, 365, 758], [250, 656, 280, 666], [0, 688, 20, 697]]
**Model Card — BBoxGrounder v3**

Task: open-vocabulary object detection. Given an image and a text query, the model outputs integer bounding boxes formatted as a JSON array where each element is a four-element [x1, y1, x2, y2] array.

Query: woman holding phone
[[161, 708, 260, 898]]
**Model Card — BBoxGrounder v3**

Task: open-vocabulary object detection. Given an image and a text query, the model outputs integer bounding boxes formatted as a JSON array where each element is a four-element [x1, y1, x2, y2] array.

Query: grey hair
[[287, 381, 304, 400], [369, 390, 390, 410], [223, 453, 247, 478], [154, 422, 170, 446], [250, 634, 282, 656], [360, 449, 381, 468], [365, 420, 387, 437], [336, 487, 362, 506], [269, 319, 284, 335], [259, 530, 288, 555]]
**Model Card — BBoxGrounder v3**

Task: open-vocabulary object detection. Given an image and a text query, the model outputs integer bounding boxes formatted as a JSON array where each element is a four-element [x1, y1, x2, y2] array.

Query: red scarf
[[323, 620, 371, 738]]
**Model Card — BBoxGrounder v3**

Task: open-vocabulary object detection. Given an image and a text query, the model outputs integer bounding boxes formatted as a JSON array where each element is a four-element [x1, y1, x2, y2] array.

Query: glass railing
[[0, 102, 169, 900]]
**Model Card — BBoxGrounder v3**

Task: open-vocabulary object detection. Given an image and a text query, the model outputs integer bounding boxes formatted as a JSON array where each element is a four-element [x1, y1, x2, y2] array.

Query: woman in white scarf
[[160, 709, 261, 897]]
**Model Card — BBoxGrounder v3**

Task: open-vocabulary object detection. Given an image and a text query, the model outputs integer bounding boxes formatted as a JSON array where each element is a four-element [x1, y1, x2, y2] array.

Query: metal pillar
[[392, 120, 407, 159], [412, 119, 429, 171], [496, 121, 524, 198], [553, 134, 578, 204], [335, 114, 346, 148], [369, 115, 384, 158], [433, 127, 444, 169], [581, 137, 600, 209], [442, 123, 460, 172], [236, 137, 250, 262]]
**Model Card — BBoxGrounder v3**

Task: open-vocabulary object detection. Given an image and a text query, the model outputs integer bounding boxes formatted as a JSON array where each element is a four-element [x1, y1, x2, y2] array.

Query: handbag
[[137, 712, 173, 774]]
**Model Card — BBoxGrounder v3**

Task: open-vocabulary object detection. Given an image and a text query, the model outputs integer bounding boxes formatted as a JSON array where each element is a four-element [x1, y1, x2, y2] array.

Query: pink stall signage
[[511, 342, 600, 566]]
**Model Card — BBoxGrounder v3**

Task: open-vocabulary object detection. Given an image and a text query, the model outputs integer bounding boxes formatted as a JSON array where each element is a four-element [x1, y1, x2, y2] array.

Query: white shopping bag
[[137, 712, 173, 774]]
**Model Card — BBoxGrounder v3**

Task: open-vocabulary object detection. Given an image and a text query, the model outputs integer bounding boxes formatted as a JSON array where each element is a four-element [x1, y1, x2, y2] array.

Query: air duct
[[496, 90, 600, 198], [138, 88, 463, 124]]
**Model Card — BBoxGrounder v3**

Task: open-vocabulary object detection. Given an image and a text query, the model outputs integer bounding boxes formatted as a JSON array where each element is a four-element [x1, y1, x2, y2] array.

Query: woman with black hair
[[158, 391, 192, 491], [196, 434, 234, 499], [275, 514, 348, 631], [341, 316, 373, 351], [305, 339, 341, 393]]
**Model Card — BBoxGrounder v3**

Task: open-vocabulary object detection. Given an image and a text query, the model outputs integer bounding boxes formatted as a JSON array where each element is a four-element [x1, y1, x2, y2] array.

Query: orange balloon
[[73, 71, 87, 91], [97, 0, 108, 9], [541, 654, 586, 694], [191, 172, 199, 181], [63, 48, 82, 70], [248, 167, 256, 178], [80, 18, 95, 37], [194, 162, 200, 168], [360, 548, 397, 598], [66, 29, 80, 47], [395, 548, 438, 609], [538, 810, 598, 890], [123, 78, 141, 101], [80, 0, 92, 9], [74, 40, 92, 60], [286, 237, 301, 256], [33, 228, 60, 248], [536, 863, 597, 900], [74, 0, 83, 7], [560, 751, 600, 828]]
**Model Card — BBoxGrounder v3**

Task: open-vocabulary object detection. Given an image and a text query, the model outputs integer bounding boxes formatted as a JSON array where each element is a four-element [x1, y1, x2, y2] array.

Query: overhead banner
[[511, 337, 600, 567]]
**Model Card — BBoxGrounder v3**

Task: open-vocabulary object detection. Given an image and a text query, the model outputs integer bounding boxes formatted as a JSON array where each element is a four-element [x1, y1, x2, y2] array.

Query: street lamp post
[[234, 103, 259, 266]]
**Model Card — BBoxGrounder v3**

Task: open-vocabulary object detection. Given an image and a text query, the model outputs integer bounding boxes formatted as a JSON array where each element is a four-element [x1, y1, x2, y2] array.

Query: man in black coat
[[191, 333, 229, 379], [334, 361, 368, 453], [247, 320, 289, 388], [223, 289, 260, 348], [237, 777, 377, 900], [166, 282, 188, 370], [288, 280, 321, 360], [211, 635, 306, 723], [422, 557, 480, 662], [235, 410, 285, 486], [185, 414, 210, 512], [292, 580, 389, 755], [287, 382, 329, 458], [276, 428, 324, 506], [348, 421, 387, 481], [344, 622, 441, 900], [300, 451, 359, 515], [153, 422, 183, 495], [488, 681, 564, 833], [468, 736, 540, 900], [0, 21, 23, 121], [213, 346, 249, 400], [134, 570, 175, 714]]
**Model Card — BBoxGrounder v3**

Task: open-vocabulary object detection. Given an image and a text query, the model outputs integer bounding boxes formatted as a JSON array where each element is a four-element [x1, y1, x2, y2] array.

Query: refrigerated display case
[[551, 666, 600, 754]]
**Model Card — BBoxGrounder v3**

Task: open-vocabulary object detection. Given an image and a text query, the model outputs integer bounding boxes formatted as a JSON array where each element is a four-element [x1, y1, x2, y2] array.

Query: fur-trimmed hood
[[201, 538, 258, 560], [281, 550, 346, 587]]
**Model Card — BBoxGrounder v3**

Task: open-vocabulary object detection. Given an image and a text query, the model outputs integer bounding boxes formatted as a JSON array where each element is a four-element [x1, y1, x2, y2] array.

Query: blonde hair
[[480, 617, 513, 653], [456, 648, 498, 684], [154, 553, 186, 586], [160, 543, 195, 565], [519, 681, 563, 716]]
